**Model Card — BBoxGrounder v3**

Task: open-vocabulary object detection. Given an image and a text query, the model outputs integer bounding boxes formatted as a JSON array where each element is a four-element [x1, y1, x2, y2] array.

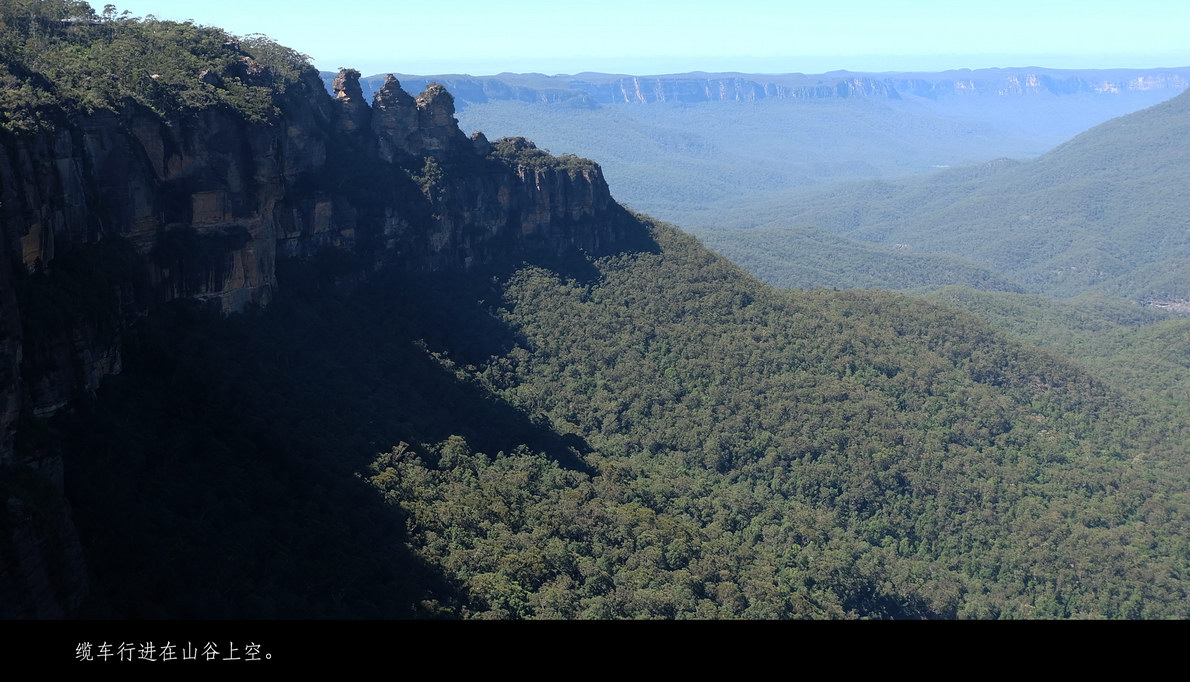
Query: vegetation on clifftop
[[0, 0, 312, 132], [491, 136, 601, 175]]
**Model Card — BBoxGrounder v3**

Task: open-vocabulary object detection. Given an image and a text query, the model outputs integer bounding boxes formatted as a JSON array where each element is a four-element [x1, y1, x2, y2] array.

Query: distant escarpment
[[0, 52, 629, 616], [331, 67, 1190, 108]]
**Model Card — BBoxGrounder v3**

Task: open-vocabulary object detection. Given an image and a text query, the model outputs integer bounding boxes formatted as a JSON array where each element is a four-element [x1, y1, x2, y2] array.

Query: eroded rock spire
[[332, 68, 371, 137]]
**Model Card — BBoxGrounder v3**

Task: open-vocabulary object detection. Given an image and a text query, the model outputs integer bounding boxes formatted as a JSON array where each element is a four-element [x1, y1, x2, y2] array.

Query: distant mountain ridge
[[708, 87, 1190, 302], [321, 67, 1190, 108], [318, 67, 1190, 231]]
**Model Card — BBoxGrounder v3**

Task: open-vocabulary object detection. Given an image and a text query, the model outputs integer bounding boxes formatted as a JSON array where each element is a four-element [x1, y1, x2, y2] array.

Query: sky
[[111, 0, 1190, 76]]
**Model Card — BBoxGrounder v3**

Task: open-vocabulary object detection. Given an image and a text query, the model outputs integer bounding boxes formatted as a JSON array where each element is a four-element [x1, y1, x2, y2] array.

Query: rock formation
[[372, 74, 419, 162], [0, 62, 627, 618], [332, 67, 372, 138]]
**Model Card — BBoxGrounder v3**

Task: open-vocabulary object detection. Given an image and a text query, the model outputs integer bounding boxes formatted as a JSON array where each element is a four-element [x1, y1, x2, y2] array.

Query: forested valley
[[0, 1, 1186, 621]]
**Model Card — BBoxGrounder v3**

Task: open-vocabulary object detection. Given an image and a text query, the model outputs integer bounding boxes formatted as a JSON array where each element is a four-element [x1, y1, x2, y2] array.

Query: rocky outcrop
[[332, 68, 372, 138], [0, 64, 625, 618], [414, 83, 470, 157], [470, 131, 491, 157], [410, 136, 624, 270], [371, 74, 471, 162], [372, 74, 419, 162]]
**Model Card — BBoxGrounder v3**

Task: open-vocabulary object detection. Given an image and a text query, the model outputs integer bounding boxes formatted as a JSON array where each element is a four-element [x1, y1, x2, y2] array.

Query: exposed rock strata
[[0, 64, 625, 618]]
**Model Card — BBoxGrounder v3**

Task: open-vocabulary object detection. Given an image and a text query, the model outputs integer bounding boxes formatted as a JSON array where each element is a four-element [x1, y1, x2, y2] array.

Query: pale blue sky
[[111, 0, 1190, 76]]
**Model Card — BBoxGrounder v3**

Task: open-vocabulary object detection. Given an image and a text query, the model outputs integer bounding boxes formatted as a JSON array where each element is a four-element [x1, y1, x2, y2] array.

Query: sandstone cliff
[[0, 63, 627, 617]]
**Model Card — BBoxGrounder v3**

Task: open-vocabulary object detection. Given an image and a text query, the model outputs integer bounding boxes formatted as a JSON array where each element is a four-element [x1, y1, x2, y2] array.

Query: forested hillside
[[697, 225, 1021, 292], [921, 288, 1189, 432], [63, 218, 1190, 619], [691, 92, 1189, 497]]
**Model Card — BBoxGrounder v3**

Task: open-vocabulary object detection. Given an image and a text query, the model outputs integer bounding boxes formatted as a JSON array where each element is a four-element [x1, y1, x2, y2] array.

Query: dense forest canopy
[[919, 288, 1189, 438], [62, 219, 1190, 619]]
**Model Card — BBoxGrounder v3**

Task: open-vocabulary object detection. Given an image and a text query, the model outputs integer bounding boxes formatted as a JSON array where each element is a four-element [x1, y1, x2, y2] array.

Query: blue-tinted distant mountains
[[322, 68, 1188, 230], [325, 68, 1190, 106], [710, 88, 1190, 304]]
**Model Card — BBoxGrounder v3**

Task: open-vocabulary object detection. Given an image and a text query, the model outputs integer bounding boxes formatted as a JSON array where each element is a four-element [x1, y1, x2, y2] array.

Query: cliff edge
[[0, 17, 634, 617]]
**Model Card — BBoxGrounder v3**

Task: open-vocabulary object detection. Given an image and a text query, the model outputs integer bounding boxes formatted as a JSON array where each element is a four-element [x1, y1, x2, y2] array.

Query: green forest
[[59, 219, 1190, 619], [0, 0, 308, 133], [920, 288, 1189, 433]]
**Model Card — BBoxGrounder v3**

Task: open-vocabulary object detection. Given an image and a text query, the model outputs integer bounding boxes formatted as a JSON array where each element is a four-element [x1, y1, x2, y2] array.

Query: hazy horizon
[[110, 0, 1190, 77], [333, 62, 1190, 80]]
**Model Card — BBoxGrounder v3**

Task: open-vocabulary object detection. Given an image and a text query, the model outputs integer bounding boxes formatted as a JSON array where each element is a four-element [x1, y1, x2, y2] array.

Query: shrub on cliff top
[[491, 136, 600, 175]]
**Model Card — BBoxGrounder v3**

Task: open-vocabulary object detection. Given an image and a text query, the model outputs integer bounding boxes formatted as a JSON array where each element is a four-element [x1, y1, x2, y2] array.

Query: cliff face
[[888, 72, 1190, 99], [0, 66, 625, 617], [576, 75, 901, 103]]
